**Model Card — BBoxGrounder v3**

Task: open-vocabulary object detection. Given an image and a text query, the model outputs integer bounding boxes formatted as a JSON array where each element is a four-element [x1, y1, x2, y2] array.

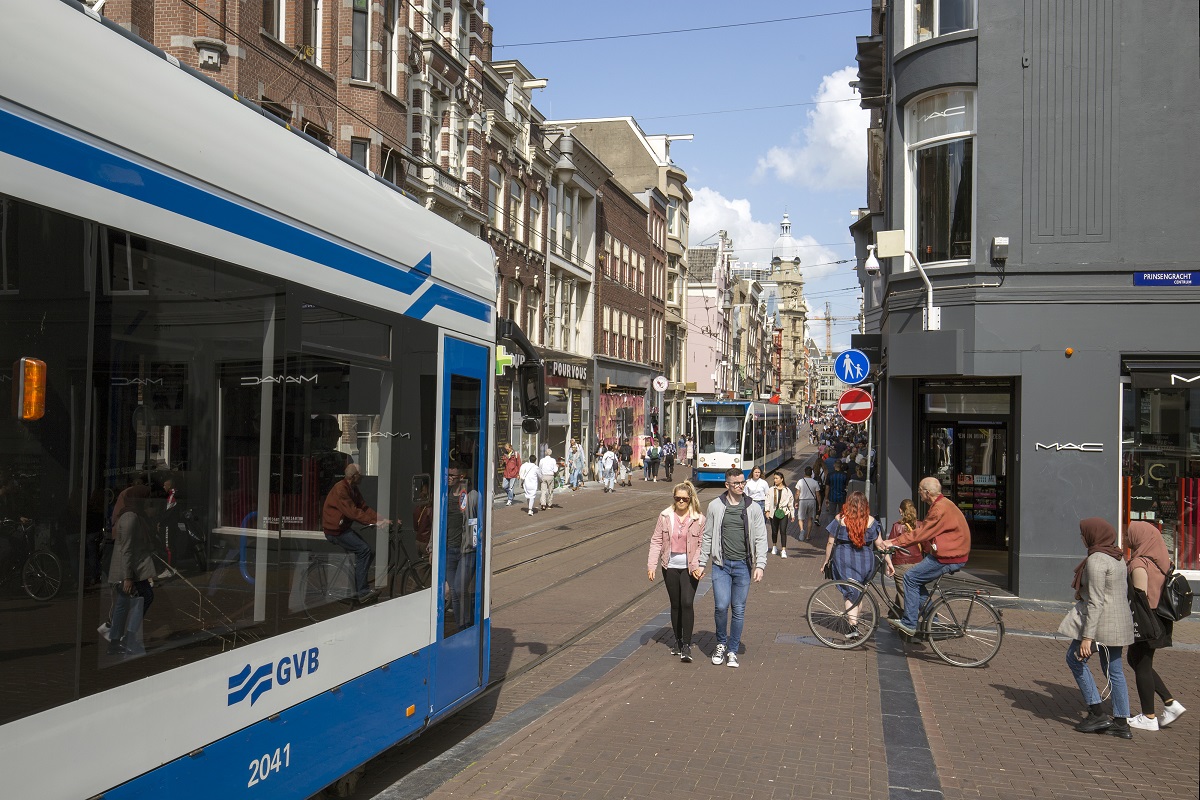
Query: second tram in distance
[[690, 400, 798, 484]]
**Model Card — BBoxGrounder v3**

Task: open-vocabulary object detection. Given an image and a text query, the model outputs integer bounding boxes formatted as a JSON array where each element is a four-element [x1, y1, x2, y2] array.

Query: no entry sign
[[837, 388, 874, 424]]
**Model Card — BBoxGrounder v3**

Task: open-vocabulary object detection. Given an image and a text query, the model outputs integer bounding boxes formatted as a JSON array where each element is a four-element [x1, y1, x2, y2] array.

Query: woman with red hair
[[821, 491, 888, 638]]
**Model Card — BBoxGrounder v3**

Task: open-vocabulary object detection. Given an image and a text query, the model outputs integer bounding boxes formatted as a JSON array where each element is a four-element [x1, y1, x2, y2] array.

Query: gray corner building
[[850, 0, 1200, 599]]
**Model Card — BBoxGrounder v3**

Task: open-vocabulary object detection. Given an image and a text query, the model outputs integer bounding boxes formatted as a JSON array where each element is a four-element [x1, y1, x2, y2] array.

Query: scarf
[[1126, 521, 1171, 608], [1071, 517, 1124, 593]]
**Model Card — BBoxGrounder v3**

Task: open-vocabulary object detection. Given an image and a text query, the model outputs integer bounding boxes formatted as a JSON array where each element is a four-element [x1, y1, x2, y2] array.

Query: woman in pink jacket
[[648, 481, 706, 663]]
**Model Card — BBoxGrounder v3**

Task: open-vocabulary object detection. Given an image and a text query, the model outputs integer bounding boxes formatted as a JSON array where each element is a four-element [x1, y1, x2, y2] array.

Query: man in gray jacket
[[696, 467, 768, 667]]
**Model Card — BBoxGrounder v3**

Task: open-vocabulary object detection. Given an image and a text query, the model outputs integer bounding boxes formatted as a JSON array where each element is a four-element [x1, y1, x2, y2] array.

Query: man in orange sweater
[[322, 464, 389, 603], [876, 476, 971, 635]]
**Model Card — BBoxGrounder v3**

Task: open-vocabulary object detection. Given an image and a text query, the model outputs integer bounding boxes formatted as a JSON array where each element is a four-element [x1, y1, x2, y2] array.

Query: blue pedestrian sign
[[834, 349, 871, 386]]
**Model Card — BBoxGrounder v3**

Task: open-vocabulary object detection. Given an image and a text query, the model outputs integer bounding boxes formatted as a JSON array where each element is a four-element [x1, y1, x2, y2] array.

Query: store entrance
[[918, 416, 1012, 590]]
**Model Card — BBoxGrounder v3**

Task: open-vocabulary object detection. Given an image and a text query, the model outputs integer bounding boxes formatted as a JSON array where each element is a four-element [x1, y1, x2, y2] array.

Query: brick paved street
[[360, 450, 1200, 800]]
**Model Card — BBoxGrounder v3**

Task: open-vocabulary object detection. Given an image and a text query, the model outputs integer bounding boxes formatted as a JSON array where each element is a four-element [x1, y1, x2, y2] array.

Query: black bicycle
[[0, 518, 63, 601], [300, 523, 431, 622], [806, 546, 1004, 667]]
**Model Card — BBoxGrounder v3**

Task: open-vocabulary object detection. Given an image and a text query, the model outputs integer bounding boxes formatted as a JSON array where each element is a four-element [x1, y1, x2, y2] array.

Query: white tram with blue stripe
[[690, 400, 798, 484], [0, 2, 543, 797]]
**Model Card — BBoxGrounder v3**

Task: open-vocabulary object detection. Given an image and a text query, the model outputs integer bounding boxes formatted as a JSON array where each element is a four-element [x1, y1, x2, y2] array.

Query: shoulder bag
[[1156, 563, 1194, 622], [1129, 578, 1165, 642]]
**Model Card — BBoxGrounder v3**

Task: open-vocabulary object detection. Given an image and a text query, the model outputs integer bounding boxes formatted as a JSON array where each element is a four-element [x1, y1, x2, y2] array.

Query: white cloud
[[756, 66, 869, 191], [688, 187, 847, 281]]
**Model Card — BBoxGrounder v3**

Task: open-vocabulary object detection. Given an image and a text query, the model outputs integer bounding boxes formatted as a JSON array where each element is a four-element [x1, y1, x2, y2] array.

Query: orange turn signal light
[[13, 358, 46, 421]]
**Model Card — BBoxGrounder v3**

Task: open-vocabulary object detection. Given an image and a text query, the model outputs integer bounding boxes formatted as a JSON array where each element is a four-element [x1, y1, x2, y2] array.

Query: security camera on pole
[[834, 347, 876, 510]]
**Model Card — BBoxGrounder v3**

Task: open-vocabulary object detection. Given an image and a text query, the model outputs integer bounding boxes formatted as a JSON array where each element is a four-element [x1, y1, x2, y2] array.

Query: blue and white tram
[[691, 401, 798, 484], [0, 2, 543, 798]]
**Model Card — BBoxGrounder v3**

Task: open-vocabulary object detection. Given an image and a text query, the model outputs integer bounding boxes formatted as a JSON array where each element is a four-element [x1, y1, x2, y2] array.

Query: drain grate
[[775, 633, 823, 646]]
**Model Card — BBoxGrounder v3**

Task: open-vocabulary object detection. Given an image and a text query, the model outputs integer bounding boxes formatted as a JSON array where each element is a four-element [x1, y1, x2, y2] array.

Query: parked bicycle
[[0, 517, 63, 601], [301, 523, 430, 621], [806, 545, 1004, 667]]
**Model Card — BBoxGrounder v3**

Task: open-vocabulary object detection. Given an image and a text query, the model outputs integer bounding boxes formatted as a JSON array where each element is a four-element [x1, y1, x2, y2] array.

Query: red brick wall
[[596, 180, 662, 368]]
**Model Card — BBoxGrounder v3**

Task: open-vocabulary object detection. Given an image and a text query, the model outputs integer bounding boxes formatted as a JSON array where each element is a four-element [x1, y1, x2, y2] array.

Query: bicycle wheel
[[806, 580, 878, 649], [926, 596, 1004, 667], [303, 560, 353, 622], [398, 559, 432, 596], [22, 550, 63, 601]]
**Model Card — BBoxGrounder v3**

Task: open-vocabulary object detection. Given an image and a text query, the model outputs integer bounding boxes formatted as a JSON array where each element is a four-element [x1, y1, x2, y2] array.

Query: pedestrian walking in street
[[826, 461, 849, 514], [696, 468, 768, 668], [676, 435, 687, 467], [744, 466, 769, 519], [538, 450, 558, 510], [821, 491, 887, 640], [519, 454, 540, 516], [619, 438, 633, 486], [887, 499, 923, 614], [1125, 521, 1187, 731], [647, 481, 705, 663], [500, 443, 521, 506], [795, 466, 821, 542], [600, 446, 618, 493], [1060, 517, 1135, 739], [764, 470, 794, 558], [662, 438, 676, 480], [568, 444, 586, 491], [646, 439, 661, 481]]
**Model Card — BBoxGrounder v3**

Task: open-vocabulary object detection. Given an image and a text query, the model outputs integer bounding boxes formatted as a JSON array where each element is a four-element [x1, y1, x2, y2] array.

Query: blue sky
[[487, 1, 872, 351]]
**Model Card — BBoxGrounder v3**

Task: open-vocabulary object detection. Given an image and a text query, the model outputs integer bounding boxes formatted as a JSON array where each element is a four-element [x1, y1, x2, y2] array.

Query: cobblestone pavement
[[364, 448, 1200, 800]]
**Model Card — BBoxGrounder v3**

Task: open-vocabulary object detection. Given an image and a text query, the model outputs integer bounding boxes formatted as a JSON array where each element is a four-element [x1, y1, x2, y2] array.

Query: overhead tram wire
[[642, 95, 886, 122], [493, 8, 869, 49]]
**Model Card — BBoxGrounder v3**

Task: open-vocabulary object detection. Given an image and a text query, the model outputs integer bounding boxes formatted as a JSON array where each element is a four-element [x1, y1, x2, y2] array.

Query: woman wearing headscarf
[[1125, 521, 1186, 731], [647, 481, 705, 663], [821, 491, 887, 639], [1059, 518, 1135, 739]]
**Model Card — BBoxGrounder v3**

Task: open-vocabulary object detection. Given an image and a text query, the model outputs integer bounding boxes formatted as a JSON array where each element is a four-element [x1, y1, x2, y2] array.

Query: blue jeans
[[326, 530, 374, 598], [446, 546, 476, 629], [110, 580, 154, 647], [502, 476, 518, 503], [900, 554, 962, 629], [569, 466, 583, 487], [1066, 640, 1131, 718], [711, 559, 751, 654]]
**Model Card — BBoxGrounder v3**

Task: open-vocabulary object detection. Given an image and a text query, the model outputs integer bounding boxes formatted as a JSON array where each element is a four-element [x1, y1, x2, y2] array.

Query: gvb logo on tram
[[227, 647, 320, 707]]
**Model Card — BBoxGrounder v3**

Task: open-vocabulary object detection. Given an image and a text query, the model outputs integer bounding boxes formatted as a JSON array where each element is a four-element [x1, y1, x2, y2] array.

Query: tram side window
[[0, 196, 91, 725]]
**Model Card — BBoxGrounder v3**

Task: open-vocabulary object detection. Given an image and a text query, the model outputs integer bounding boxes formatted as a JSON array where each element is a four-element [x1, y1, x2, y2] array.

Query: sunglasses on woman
[[674, 496, 690, 502]]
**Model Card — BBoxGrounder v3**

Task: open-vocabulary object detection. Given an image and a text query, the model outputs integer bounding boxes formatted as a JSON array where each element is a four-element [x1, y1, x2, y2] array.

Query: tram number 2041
[[247, 743, 292, 788]]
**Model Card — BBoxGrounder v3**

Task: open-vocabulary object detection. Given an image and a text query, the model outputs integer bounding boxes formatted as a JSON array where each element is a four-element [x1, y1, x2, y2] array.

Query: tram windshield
[[697, 414, 744, 455]]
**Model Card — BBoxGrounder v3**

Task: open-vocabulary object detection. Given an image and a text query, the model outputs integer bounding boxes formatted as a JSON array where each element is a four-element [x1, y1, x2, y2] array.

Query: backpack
[[1156, 563, 1194, 621]]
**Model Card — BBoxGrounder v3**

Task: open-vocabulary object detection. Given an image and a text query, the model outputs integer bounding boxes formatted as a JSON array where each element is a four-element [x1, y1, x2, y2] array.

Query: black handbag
[[1156, 564, 1194, 622], [1129, 581, 1165, 642]]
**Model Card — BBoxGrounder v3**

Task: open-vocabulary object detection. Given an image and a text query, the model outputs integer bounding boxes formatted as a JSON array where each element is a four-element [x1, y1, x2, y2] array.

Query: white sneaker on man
[[711, 643, 727, 665], [726, 652, 739, 668], [1160, 701, 1187, 727], [1127, 714, 1159, 731]]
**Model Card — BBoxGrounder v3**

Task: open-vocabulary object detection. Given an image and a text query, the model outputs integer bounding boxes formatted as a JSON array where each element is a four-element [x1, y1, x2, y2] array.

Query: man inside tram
[[321, 463, 389, 604]]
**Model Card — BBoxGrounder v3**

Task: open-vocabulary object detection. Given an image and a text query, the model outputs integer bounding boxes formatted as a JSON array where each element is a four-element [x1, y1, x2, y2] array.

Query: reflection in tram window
[[443, 375, 482, 639]]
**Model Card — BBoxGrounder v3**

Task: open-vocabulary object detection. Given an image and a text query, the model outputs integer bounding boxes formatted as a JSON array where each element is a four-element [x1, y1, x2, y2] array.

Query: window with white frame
[[351, 0, 368, 80], [529, 193, 543, 251], [561, 189, 574, 258], [524, 287, 540, 345], [488, 166, 503, 230], [506, 280, 520, 322], [507, 179, 524, 240], [301, 0, 322, 66], [263, 0, 283, 39], [350, 138, 369, 169], [907, 90, 975, 265], [910, 0, 976, 46], [603, 306, 611, 355], [667, 198, 679, 237], [549, 182, 559, 252], [382, 0, 399, 93]]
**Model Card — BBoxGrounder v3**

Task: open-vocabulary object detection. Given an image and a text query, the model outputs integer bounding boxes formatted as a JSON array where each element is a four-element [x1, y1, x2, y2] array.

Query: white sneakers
[[1160, 701, 1187, 727], [780, 549, 788, 558], [726, 652, 739, 668], [1127, 714, 1159, 731], [711, 643, 727, 665], [770, 547, 778, 556]]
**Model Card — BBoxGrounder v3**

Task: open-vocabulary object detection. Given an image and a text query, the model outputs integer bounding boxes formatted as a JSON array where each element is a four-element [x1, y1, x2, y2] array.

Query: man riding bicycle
[[875, 476, 971, 636]]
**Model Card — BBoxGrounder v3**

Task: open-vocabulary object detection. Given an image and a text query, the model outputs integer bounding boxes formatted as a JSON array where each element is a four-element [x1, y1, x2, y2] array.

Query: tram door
[[433, 337, 489, 710]]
